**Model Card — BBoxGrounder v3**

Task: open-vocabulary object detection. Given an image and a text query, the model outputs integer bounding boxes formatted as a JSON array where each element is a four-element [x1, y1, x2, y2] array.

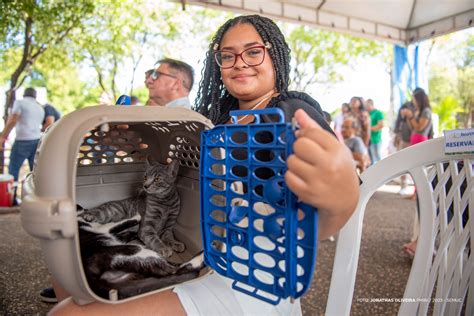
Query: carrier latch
[[21, 197, 76, 239]]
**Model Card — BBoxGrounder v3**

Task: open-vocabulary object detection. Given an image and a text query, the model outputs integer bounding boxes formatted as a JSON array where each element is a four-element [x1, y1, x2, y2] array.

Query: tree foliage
[[73, 0, 180, 102], [432, 96, 463, 132], [0, 1, 235, 113], [0, 0, 94, 117], [429, 32, 473, 128]]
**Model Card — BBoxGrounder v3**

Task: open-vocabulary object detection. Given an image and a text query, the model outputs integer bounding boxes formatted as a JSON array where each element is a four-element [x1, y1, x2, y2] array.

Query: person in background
[[365, 99, 384, 164], [0, 87, 44, 205], [401, 88, 433, 146], [144, 58, 194, 109], [130, 96, 139, 106], [43, 103, 61, 131], [322, 111, 332, 127], [347, 96, 370, 147], [400, 87, 433, 256], [401, 88, 433, 201], [144, 69, 158, 106], [50, 14, 359, 315], [393, 101, 415, 196], [342, 117, 370, 173], [333, 102, 350, 141]]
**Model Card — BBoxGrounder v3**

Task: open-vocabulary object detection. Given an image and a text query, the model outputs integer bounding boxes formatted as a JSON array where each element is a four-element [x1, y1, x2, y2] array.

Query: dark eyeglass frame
[[214, 43, 271, 69], [144, 69, 154, 78], [151, 70, 177, 81]]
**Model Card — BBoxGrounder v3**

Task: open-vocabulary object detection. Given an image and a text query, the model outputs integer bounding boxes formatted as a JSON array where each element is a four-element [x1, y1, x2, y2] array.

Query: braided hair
[[194, 15, 291, 125]]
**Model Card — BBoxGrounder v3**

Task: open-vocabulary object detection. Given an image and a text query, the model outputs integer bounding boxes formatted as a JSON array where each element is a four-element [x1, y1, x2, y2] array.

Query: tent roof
[[183, 0, 474, 45]]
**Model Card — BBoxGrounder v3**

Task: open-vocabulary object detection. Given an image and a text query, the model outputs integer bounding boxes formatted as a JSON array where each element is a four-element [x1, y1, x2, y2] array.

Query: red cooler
[[0, 174, 14, 207]]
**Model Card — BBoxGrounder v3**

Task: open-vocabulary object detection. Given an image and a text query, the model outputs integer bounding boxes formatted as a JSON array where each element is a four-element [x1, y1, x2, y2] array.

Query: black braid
[[194, 15, 291, 125]]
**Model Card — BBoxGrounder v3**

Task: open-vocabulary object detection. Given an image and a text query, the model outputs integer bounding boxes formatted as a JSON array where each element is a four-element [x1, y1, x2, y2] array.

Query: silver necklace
[[233, 92, 275, 123]]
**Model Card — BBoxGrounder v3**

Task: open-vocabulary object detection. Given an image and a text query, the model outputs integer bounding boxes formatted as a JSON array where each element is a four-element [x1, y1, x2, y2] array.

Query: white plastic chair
[[326, 137, 473, 316]]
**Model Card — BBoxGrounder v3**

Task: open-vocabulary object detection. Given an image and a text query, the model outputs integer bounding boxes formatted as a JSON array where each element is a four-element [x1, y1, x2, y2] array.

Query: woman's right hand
[[285, 109, 359, 239]]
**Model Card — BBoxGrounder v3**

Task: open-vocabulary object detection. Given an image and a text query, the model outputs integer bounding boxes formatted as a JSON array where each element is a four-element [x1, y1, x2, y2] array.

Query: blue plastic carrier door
[[200, 108, 318, 305]]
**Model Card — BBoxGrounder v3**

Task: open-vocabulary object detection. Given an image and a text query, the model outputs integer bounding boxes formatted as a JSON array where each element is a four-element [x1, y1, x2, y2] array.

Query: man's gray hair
[[157, 58, 194, 92]]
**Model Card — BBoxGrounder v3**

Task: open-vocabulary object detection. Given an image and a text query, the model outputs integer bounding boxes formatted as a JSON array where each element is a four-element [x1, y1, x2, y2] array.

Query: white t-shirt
[[11, 96, 45, 140]]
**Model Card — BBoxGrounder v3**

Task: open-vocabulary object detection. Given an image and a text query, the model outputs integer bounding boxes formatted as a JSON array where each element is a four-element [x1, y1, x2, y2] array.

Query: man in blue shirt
[[43, 103, 61, 131]]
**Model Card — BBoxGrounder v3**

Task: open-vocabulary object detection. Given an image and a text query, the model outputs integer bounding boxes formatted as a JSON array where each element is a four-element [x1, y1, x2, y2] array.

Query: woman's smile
[[231, 73, 255, 80]]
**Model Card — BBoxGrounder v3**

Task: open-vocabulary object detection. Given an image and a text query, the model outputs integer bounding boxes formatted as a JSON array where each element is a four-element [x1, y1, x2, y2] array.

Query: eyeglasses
[[214, 43, 271, 69], [150, 70, 177, 81], [145, 69, 154, 78]]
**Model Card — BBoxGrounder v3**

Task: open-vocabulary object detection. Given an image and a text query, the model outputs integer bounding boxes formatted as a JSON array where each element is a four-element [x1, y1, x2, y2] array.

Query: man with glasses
[[144, 58, 194, 109]]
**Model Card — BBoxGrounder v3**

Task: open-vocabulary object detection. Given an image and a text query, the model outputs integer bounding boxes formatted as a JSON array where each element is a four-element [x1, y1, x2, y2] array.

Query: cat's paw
[[170, 241, 186, 253], [156, 247, 173, 258], [80, 213, 98, 222]]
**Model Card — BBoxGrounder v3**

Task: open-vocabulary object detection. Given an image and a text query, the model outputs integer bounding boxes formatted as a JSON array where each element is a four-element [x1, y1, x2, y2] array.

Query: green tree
[[284, 25, 390, 91], [432, 96, 463, 132], [32, 49, 97, 112], [428, 64, 457, 104], [455, 34, 474, 127], [428, 32, 473, 128], [0, 0, 94, 118], [75, 0, 187, 103]]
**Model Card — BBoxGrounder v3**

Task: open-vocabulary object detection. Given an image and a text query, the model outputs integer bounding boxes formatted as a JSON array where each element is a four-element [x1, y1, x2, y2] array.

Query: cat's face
[[143, 159, 179, 194]]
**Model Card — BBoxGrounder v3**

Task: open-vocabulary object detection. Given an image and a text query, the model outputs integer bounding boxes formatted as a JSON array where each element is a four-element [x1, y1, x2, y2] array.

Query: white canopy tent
[[180, 0, 473, 45]]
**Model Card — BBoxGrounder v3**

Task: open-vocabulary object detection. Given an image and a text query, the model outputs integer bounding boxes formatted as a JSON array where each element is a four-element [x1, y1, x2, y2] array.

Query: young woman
[[347, 96, 371, 147], [401, 87, 433, 145], [400, 87, 433, 255], [51, 15, 359, 315]]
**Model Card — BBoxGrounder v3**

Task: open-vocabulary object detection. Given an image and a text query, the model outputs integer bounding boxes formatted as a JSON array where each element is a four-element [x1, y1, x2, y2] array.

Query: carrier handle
[[230, 108, 285, 124], [232, 281, 281, 305]]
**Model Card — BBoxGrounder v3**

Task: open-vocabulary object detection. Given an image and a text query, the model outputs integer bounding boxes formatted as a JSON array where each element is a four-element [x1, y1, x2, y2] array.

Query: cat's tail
[[114, 251, 206, 300], [90, 251, 206, 300], [97, 273, 201, 300], [176, 250, 205, 274]]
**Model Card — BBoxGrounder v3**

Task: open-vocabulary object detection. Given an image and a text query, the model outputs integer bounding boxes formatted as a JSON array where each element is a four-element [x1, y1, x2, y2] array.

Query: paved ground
[[0, 183, 416, 315], [301, 184, 416, 315]]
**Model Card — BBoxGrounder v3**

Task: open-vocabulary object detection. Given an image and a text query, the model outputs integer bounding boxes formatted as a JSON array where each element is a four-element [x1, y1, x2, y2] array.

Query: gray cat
[[78, 214, 204, 300], [81, 158, 184, 258]]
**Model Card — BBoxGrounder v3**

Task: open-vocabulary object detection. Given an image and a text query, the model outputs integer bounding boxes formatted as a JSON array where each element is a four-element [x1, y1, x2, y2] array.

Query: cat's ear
[[146, 155, 156, 167], [168, 159, 179, 177]]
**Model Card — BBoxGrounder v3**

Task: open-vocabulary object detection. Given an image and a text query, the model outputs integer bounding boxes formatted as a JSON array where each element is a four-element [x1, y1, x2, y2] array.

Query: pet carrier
[[20, 105, 319, 305], [21, 105, 213, 304]]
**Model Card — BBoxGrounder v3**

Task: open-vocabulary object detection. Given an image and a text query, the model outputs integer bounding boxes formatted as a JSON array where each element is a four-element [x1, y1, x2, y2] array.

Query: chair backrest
[[326, 137, 473, 316]]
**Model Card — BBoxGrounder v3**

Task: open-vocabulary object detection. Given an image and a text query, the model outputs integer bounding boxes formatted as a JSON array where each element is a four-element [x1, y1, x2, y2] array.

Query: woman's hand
[[400, 108, 413, 119], [285, 109, 359, 239]]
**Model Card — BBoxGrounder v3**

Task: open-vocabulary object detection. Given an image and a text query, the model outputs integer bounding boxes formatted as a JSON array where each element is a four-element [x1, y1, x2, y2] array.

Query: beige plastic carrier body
[[20, 105, 214, 304]]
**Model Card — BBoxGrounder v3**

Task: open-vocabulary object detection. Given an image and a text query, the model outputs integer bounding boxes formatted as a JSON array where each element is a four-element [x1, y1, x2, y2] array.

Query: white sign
[[444, 129, 474, 154]]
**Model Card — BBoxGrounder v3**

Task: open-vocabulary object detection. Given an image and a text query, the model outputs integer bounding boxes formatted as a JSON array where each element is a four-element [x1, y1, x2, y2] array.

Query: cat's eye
[[154, 177, 160, 182], [144, 176, 148, 181]]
